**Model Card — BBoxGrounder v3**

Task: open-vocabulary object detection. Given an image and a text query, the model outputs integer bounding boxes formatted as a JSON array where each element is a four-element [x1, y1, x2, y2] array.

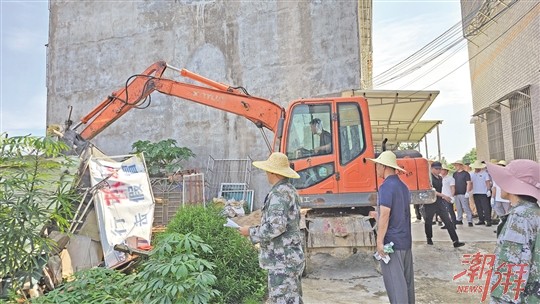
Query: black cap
[[431, 161, 442, 169], [310, 118, 321, 125]]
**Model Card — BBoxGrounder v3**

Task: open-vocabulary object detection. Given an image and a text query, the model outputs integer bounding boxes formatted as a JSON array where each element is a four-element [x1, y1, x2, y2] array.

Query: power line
[[373, 0, 521, 87], [401, 1, 540, 99]]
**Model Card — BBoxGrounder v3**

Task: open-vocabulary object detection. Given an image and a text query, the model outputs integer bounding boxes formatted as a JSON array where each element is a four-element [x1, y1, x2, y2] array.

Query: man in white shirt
[[490, 160, 511, 217], [440, 165, 456, 229], [468, 160, 492, 226]]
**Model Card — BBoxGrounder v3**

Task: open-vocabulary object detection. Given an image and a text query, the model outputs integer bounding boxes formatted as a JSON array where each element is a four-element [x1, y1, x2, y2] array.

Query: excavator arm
[[71, 61, 285, 142]]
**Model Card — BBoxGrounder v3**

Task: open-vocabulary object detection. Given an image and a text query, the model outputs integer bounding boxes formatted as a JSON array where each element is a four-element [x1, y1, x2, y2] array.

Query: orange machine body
[[70, 61, 434, 209]]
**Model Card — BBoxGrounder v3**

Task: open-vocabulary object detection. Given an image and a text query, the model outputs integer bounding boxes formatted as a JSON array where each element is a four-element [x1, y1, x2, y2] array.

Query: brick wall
[[462, 1, 540, 161]]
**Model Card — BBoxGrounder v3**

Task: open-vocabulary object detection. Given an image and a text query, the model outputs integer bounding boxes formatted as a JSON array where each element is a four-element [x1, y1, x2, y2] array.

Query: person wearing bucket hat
[[238, 152, 304, 303], [366, 151, 415, 304], [452, 160, 474, 227], [424, 161, 465, 248], [469, 160, 493, 226], [486, 159, 540, 303]]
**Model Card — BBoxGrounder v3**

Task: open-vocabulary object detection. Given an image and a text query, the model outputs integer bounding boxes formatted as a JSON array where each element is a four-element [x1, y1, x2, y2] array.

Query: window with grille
[[509, 87, 536, 161], [486, 109, 505, 161]]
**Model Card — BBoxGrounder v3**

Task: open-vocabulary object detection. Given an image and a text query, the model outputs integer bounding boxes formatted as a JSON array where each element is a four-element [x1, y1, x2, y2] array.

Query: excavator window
[[337, 103, 365, 165], [286, 104, 332, 160]]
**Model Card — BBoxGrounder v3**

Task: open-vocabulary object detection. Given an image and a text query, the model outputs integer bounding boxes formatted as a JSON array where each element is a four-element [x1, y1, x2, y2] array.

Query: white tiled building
[[461, 0, 539, 162]]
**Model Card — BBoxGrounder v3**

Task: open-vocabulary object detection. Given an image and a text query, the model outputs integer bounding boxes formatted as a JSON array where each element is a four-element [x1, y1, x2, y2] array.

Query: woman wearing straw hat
[[486, 159, 540, 303], [239, 152, 304, 304], [367, 151, 415, 304]]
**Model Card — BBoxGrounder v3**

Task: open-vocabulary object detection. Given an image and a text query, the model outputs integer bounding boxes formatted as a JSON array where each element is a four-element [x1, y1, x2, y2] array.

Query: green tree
[[131, 139, 195, 176], [397, 142, 419, 150], [462, 147, 477, 164], [0, 135, 78, 299]]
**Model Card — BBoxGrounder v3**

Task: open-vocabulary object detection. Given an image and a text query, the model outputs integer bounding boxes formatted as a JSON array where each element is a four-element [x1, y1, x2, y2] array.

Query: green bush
[[132, 233, 219, 304], [166, 205, 267, 304], [31, 267, 136, 304], [33, 233, 219, 304]]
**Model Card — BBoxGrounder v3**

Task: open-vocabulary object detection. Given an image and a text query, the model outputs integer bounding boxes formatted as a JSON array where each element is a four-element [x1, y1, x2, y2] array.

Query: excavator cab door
[[284, 101, 338, 193]]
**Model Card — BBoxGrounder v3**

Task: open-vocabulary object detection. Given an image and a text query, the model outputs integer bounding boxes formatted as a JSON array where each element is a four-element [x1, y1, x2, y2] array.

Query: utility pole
[[358, 0, 373, 89]]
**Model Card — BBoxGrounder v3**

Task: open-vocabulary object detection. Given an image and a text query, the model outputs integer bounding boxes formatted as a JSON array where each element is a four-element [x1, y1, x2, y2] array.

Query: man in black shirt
[[310, 118, 331, 155], [452, 160, 474, 227], [424, 161, 465, 247]]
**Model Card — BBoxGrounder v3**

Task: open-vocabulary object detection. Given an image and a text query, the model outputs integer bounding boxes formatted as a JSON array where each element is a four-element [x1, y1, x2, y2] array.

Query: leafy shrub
[[131, 139, 195, 176], [33, 233, 218, 304], [31, 267, 136, 304], [166, 206, 267, 304], [132, 233, 219, 304], [0, 135, 77, 298]]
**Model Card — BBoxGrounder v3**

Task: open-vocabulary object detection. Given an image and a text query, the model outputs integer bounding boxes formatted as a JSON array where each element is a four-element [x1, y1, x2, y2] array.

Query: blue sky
[[0, 0, 475, 162], [1, 1, 48, 137]]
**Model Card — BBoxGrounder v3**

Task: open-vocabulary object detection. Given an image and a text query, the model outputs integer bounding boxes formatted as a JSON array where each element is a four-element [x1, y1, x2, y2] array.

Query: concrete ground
[[302, 207, 498, 304]]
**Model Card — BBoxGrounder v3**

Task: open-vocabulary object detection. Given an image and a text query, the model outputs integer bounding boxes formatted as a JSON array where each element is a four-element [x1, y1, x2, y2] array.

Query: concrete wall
[[461, 1, 540, 162], [46, 0, 361, 206]]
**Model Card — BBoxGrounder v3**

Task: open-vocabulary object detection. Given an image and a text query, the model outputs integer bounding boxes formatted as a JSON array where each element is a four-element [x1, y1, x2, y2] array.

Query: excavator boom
[[75, 61, 285, 141]]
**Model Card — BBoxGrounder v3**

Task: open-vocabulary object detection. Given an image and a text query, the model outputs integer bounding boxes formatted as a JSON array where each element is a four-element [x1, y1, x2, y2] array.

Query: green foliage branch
[[0, 135, 77, 298], [166, 205, 267, 304], [130, 139, 195, 176], [132, 233, 219, 304], [31, 267, 136, 304], [32, 233, 219, 304]]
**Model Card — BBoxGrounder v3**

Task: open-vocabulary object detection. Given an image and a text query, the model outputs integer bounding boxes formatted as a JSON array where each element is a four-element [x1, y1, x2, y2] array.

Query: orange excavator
[[62, 61, 435, 254]]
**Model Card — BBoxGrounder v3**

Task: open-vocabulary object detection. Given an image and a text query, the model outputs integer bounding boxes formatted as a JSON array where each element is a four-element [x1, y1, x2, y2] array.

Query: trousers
[[423, 201, 459, 242], [267, 263, 304, 304], [381, 249, 415, 304], [473, 194, 492, 223], [454, 194, 473, 223]]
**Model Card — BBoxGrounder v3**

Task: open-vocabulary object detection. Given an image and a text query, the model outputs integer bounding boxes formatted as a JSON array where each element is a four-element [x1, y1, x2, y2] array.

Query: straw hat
[[442, 164, 451, 171], [367, 151, 406, 172], [497, 160, 507, 166], [486, 159, 540, 202], [452, 160, 464, 165], [252, 152, 300, 179], [470, 160, 486, 169]]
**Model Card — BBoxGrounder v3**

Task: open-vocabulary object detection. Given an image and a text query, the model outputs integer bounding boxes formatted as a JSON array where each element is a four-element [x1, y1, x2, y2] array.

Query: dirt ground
[[302, 219, 498, 304]]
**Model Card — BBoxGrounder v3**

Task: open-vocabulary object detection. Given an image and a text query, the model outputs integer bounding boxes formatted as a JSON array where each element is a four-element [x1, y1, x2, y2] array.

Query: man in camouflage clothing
[[239, 152, 304, 304], [486, 160, 540, 303]]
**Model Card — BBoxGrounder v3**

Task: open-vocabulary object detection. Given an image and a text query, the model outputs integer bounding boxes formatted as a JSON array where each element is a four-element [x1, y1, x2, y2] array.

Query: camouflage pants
[[267, 264, 304, 304]]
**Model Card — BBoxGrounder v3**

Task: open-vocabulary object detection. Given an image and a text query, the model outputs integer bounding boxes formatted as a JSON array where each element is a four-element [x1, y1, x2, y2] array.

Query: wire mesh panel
[[205, 156, 253, 201], [487, 109, 505, 161], [510, 87, 536, 161]]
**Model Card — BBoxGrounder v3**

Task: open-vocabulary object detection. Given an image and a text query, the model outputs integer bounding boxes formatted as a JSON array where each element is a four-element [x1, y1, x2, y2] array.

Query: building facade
[[45, 1, 362, 204], [461, 0, 539, 162]]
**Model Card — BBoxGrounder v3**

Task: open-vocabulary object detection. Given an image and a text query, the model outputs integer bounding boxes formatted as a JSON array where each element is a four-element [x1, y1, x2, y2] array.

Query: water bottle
[[383, 242, 394, 253]]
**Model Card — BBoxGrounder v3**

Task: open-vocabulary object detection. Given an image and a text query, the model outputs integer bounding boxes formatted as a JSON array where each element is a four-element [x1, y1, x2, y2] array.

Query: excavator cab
[[281, 97, 379, 208]]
